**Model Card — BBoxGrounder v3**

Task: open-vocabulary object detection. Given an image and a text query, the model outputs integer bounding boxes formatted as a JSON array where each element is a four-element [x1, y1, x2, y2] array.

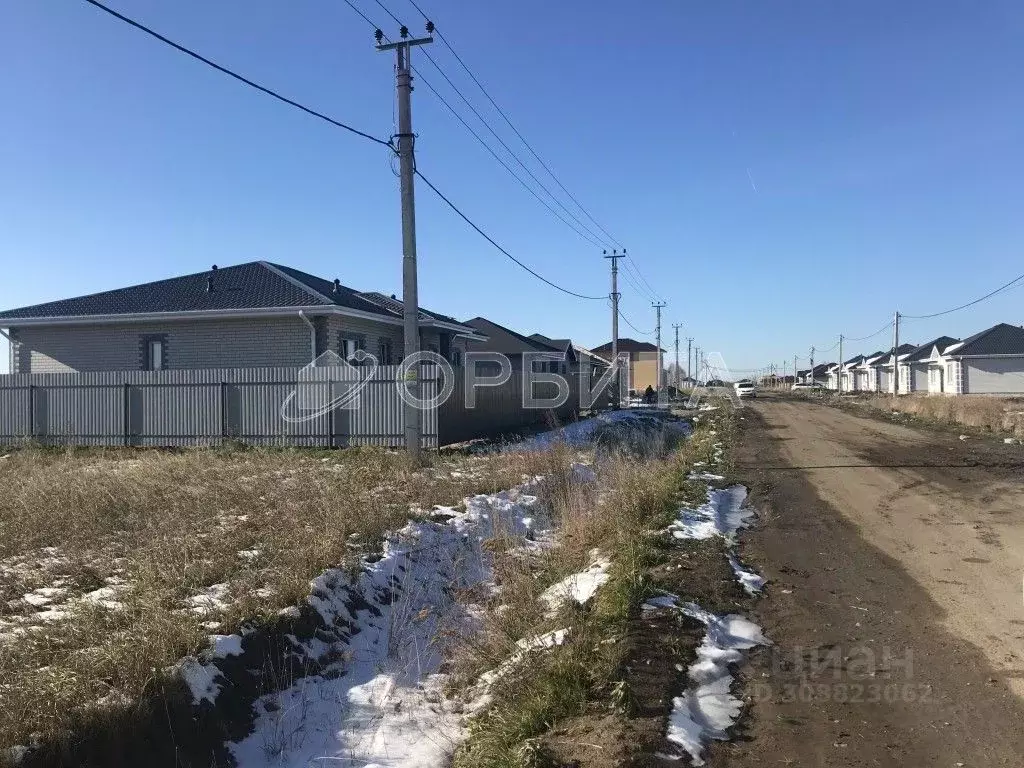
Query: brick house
[[0, 262, 481, 373], [590, 338, 665, 394]]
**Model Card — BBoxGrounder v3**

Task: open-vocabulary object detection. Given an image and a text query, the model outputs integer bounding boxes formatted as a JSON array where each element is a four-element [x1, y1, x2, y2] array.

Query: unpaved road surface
[[718, 396, 1024, 767]]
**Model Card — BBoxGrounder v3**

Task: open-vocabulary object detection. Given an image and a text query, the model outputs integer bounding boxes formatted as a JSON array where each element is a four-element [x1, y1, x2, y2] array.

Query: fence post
[[123, 382, 130, 447], [328, 377, 335, 450], [220, 381, 227, 444], [28, 385, 34, 439]]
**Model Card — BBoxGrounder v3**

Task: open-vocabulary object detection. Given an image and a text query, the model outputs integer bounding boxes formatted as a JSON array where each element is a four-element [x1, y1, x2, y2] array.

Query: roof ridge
[[258, 262, 334, 306]]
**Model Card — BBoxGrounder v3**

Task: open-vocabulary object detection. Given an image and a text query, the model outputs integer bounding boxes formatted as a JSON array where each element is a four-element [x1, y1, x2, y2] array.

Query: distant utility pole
[[377, 23, 433, 460], [653, 302, 667, 395], [837, 334, 844, 393], [604, 249, 624, 404], [672, 324, 683, 392], [809, 345, 815, 385], [694, 346, 701, 384], [892, 311, 900, 398], [686, 337, 693, 387]]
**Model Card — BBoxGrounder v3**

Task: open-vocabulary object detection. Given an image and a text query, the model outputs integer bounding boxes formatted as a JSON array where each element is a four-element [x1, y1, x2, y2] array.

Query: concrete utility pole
[[809, 345, 815, 386], [604, 249, 624, 405], [694, 346, 700, 384], [892, 311, 900, 398], [652, 302, 667, 396], [837, 334, 844, 394], [672, 323, 682, 392], [686, 337, 693, 388], [377, 24, 432, 459]]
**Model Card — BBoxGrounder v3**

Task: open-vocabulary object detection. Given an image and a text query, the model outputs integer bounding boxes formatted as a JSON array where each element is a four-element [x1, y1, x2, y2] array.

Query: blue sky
[[2, 0, 1022, 374]]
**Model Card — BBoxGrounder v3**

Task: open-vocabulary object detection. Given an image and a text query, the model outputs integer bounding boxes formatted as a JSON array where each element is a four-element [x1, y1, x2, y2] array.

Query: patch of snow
[[669, 485, 751, 542], [187, 583, 231, 615], [83, 585, 125, 610], [539, 554, 610, 617], [727, 555, 765, 595], [178, 657, 223, 704], [236, 549, 260, 560], [647, 597, 768, 766], [208, 634, 244, 659], [228, 479, 551, 768], [688, 471, 725, 482]]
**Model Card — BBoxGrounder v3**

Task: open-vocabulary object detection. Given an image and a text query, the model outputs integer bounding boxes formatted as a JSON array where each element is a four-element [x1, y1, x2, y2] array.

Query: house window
[[378, 339, 393, 366], [141, 335, 167, 370], [339, 334, 366, 363], [148, 340, 163, 370]]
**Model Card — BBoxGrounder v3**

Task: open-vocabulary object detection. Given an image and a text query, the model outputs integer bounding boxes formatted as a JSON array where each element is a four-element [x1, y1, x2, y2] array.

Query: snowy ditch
[[210, 480, 557, 767]]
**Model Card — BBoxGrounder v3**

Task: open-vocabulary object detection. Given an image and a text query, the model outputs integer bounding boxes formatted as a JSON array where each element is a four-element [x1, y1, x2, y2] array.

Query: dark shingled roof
[[876, 343, 918, 366], [0, 261, 472, 330], [947, 323, 1024, 357], [902, 336, 960, 363], [463, 317, 562, 356], [591, 338, 665, 354]]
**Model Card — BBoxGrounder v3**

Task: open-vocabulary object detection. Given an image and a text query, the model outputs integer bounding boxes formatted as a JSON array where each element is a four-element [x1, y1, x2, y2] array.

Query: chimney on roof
[[333, 279, 340, 294], [206, 264, 218, 293], [391, 294, 396, 299]]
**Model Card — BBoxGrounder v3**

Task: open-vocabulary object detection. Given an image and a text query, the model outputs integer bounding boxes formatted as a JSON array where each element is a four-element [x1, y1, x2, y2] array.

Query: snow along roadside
[[646, 595, 769, 766]]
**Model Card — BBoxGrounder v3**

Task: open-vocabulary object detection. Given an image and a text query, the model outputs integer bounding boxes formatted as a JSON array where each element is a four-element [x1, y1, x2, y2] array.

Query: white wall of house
[[961, 357, 1024, 394]]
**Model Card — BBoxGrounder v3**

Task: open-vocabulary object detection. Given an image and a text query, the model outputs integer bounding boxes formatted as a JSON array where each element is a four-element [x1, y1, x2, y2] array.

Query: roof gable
[[903, 336, 959, 363], [947, 323, 1024, 357], [464, 317, 563, 356]]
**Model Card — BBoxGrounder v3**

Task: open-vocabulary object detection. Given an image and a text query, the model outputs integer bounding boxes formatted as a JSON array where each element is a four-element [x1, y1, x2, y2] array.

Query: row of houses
[[0, 262, 674, 448], [796, 323, 1024, 395], [0, 260, 668, 391]]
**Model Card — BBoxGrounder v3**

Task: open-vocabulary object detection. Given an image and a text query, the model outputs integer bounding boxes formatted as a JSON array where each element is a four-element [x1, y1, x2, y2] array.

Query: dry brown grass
[[451, 416, 697, 767], [0, 445, 533, 750], [859, 394, 1024, 437]]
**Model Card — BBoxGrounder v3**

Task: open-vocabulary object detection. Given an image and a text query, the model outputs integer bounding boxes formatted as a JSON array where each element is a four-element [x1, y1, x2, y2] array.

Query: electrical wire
[[414, 48, 609, 247], [82, 0, 391, 147], [405, 0, 621, 247], [415, 168, 605, 300], [405, 0, 668, 301], [412, 70, 604, 248], [616, 306, 654, 337], [902, 271, 1024, 319]]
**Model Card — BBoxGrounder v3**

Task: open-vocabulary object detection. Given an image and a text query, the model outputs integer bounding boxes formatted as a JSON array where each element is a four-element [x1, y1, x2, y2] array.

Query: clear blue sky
[[2, 0, 1023, 374]]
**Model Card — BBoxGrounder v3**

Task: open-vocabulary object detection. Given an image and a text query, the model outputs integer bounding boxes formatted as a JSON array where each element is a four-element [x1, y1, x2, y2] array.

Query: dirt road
[[718, 396, 1024, 767]]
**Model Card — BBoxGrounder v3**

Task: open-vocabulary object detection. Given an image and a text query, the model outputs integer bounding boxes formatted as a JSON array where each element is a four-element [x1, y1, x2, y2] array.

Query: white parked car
[[734, 381, 757, 398]]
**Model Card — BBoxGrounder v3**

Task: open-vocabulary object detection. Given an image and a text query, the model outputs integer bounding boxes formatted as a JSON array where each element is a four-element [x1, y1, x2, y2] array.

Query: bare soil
[[717, 395, 1024, 767]]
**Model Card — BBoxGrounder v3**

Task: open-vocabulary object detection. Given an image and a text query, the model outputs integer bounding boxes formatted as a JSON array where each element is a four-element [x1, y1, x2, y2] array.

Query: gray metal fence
[[0, 366, 440, 449]]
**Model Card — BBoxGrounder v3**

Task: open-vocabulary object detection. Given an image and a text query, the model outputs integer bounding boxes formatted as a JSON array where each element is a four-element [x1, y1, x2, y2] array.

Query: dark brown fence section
[[438, 367, 582, 445]]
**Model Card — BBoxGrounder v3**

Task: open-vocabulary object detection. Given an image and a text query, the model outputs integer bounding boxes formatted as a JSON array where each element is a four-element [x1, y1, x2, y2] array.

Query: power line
[[415, 168, 604, 300], [404, 0, 622, 247], [621, 257, 663, 302], [615, 306, 653, 336], [903, 270, 1024, 320], [845, 320, 894, 343], [414, 48, 608, 247], [346, 0, 605, 249], [413, 70, 604, 248], [82, 0, 391, 147]]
